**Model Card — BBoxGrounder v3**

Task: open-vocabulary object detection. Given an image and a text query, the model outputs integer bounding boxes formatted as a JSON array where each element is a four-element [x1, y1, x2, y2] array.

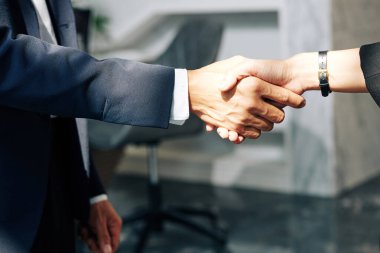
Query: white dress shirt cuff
[[90, 194, 108, 205], [170, 69, 189, 125]]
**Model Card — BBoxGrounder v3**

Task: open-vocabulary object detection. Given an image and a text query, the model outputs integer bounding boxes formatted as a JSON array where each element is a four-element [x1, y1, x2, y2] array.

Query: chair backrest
[[88, 19, 224, 150], [154, 19, 224, 69], [73, 8, 91, 52]]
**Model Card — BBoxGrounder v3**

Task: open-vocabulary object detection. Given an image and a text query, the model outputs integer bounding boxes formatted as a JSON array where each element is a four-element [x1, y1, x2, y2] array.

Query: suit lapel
[[45, 0, 89, 174], [17, 0, 89, 175], [46, 0, 77, 47], [16, 0, 39, 37]]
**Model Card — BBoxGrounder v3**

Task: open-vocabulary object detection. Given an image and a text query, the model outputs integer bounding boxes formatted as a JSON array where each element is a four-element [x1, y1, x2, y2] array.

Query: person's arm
[[283, 48, 367, 93], [220, 49, 367, 95], [0, 26, 175, 128], [0, 26, 305, 138], [213, 48, 370, 142]]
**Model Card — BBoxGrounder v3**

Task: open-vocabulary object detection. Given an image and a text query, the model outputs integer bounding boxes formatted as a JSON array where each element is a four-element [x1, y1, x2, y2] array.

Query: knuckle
[[249, 99, 259, 110], [244, 129, 261, 139], [238, 115, 249, 125], [251, 131, 261, 139], [250, 80, 261, 92], [232, 124, 244, 134], [260, 106, 269, 117], [281, 92, 290, 103]]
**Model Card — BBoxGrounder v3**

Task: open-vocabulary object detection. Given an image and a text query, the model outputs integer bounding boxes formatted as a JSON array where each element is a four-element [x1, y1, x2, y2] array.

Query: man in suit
[[0, 1, 123, 253], [0, 0, 306, 252]]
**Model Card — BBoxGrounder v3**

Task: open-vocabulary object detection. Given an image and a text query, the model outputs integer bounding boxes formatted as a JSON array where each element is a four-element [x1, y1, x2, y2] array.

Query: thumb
[[96, 219, 112, 253], [218, 61, 255, 92]]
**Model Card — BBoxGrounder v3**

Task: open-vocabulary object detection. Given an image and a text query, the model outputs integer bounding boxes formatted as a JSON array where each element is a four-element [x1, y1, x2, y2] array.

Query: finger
[[80, 227, 101, 253], [205, 124, 215, 132], [87, 238, 101, 253], [234, 135, 244, 144], [217, 128, 229, 139], [198, 114, 221, 130], [251, 101, 285, 124], [241, 127, 261, 139], [265, 99, 286, 109], [238, 108, 276, 131], [249, 116, 274, 132], [108, 219, 122, 252], [228, 131, 239, 142], [96, 220, 112, 253], [235, 135, 245, 144], [262, 84, 306, 109]]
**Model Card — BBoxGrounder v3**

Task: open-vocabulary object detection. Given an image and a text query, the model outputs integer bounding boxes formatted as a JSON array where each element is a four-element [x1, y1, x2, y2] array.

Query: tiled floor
[[83, 174, 380, 253]]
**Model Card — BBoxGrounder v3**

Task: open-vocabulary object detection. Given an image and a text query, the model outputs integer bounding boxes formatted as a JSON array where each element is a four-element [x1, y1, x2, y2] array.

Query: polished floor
[[79, 174, 380, 253]]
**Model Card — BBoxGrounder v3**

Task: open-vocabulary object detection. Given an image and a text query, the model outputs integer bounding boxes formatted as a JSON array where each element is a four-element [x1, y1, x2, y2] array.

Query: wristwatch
[[318, 51, 331, 97]]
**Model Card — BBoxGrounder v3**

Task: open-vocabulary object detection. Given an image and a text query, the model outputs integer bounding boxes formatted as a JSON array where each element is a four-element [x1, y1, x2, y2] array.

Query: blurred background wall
[[332, 0, 380, 195]]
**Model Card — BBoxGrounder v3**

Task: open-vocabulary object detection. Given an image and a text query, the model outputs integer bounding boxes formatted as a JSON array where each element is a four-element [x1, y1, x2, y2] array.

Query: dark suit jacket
[[0, 0, 175, 251], [360, 43, 380, 105]]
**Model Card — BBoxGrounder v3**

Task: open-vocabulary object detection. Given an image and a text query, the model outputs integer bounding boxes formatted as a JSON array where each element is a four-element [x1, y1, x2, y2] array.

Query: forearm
[[288, 48, 367, 93]]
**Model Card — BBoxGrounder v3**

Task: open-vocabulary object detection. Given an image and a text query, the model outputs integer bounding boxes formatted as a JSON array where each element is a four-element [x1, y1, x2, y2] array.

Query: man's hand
[[188, 59, 306, 140], [190, 56, 306, 142], [80, 200, 122, 253]]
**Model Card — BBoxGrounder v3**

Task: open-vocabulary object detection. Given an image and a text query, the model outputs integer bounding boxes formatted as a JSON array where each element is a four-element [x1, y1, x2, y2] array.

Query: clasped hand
[[189, 56, 306, 143]]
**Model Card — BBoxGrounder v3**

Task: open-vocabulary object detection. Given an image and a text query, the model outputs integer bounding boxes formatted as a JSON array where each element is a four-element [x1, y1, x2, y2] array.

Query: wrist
[[187, 70, 197, 113], [287, 52, 320, 91], [328, 48, 367, 93], [187, 69, 226, 126], [187, 69, 206, 115]]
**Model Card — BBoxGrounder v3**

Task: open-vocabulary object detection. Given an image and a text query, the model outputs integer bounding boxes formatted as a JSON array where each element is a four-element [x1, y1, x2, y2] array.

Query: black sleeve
[[360, 42, 380, 107]]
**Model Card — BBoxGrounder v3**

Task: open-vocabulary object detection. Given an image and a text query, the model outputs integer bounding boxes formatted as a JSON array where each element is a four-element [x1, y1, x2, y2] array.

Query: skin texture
[[188, 56, 306, 141], [79, 200, 122, 253], [211, 49, 367, 142]]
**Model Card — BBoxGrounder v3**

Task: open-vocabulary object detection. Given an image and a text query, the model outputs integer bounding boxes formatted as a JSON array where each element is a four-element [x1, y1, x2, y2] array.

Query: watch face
[[318, 51, 330, 97]]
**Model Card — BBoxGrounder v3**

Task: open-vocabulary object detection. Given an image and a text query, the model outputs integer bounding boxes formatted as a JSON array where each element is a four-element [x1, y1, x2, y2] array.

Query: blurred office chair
[[88, 19, 227, 253], [73, 8, 91, 52]]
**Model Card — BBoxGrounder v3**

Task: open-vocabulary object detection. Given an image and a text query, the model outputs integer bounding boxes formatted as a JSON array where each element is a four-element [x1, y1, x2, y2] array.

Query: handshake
[[188, 55, 313, 144]]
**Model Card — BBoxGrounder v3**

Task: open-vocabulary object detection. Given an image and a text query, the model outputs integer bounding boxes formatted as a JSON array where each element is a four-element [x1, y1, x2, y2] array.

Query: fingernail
[[300, 99, 306, 107], [104, 244, 112, 253]]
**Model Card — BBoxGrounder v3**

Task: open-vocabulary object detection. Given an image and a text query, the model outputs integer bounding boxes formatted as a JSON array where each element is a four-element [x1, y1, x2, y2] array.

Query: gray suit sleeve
[[360, 42, 380, 107], [0, 26, 175, 128]]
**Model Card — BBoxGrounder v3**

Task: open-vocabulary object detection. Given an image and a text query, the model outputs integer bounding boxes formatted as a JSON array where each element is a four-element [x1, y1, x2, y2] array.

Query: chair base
[[122, 185, 228, 253]]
